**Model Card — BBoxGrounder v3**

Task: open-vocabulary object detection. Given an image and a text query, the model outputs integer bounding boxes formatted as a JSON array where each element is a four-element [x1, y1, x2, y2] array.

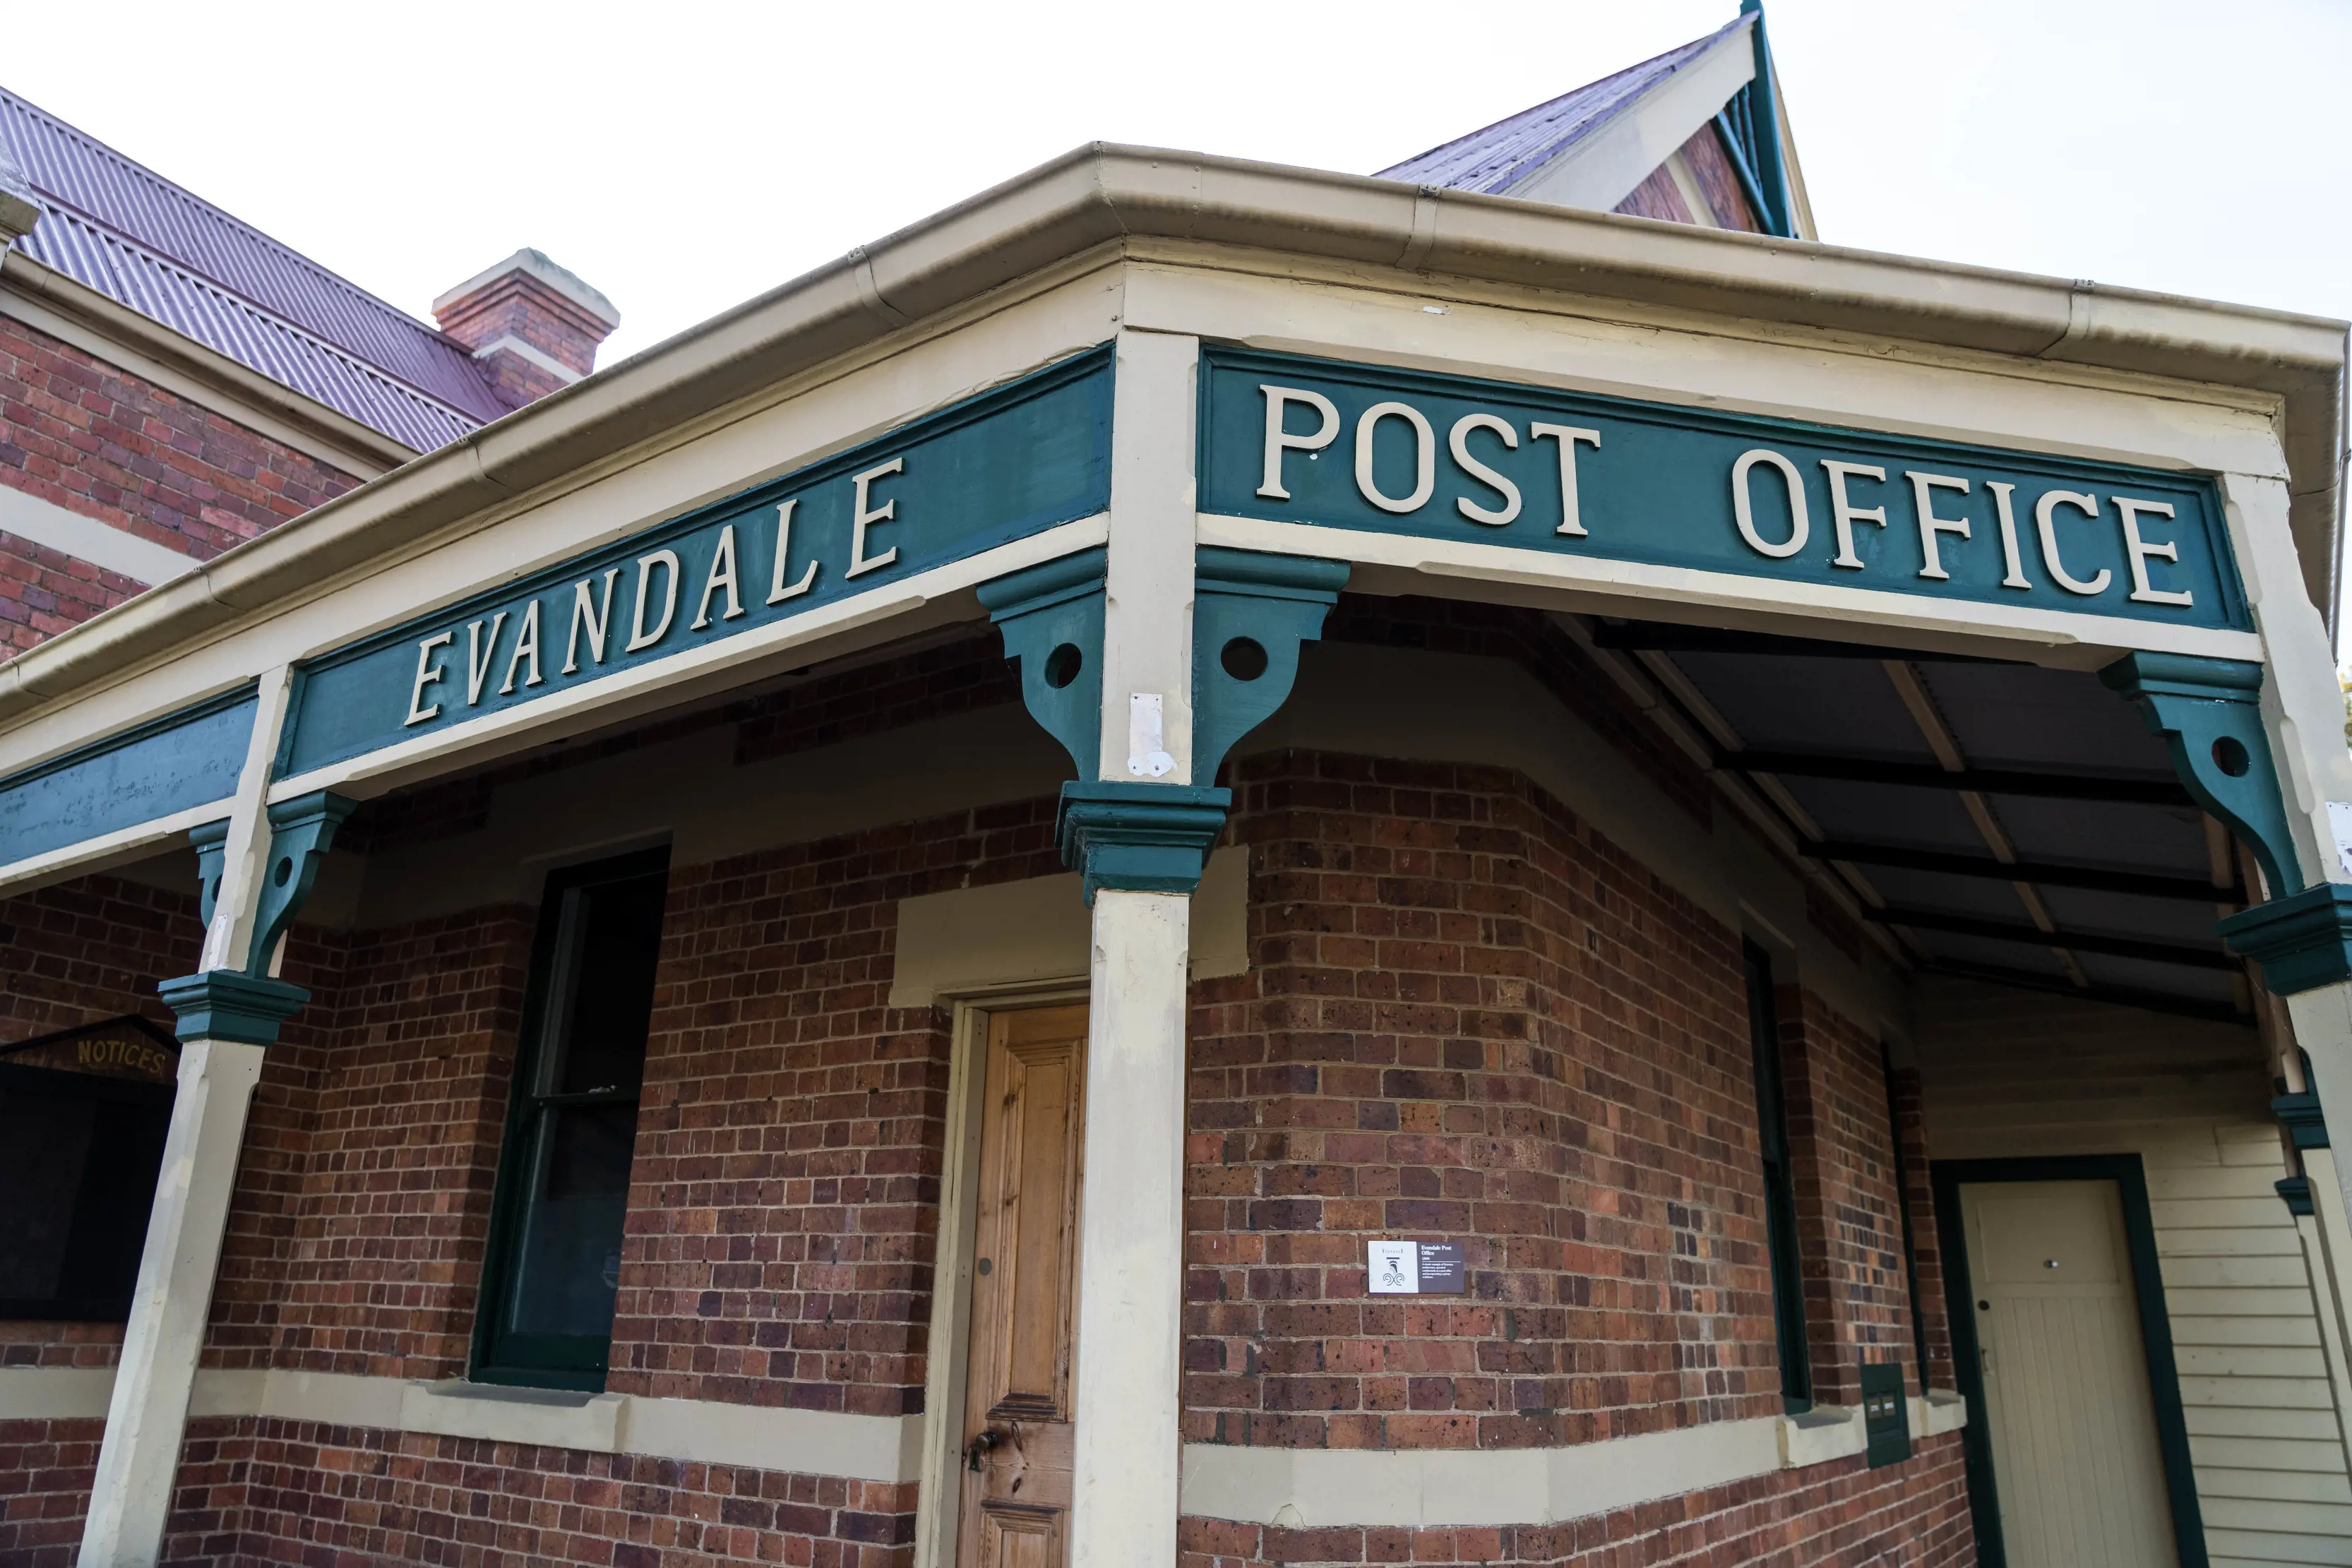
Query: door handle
[[965, 1428, 1003, 1471]]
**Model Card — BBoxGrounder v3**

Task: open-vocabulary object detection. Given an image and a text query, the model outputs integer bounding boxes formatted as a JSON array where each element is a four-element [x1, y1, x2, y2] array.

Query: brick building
[[4, 10, 2351, 1568]]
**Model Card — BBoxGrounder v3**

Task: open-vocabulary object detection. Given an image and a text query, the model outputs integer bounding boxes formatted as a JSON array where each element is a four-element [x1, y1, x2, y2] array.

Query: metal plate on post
[[1861, 1360, 1911, 1468]]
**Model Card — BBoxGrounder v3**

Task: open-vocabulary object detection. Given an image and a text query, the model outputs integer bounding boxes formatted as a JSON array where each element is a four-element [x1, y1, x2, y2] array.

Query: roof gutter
[[0, 144, 2341, 728]]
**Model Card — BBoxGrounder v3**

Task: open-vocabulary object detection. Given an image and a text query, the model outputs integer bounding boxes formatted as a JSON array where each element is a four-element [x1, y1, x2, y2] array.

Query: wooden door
[[1962, 1180, 2179, 1567], [957, 1003, 1088, 1568]]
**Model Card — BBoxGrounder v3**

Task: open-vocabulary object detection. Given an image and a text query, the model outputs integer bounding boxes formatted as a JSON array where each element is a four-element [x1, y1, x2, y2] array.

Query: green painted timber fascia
[[155, 970, 310, 1046], [245, 791, 357, 977], [2100, 652, 2302, 897], [977, 547, 1106, 779], [1736, 0, 1797, 239], [2219, 882, 2352, 993], [1058, 780, 1231, 904], [1193, 548, 1349, 784]]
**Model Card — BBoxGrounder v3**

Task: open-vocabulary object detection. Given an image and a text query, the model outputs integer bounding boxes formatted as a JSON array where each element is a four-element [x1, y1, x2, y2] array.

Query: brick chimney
[[431, 249, 619, 409], [0, 141, 40, 246]]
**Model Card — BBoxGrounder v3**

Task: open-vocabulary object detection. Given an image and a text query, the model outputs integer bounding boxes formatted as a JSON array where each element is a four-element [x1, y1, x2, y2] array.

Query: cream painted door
[[957, 1003, 1087, 1568], [1962, 1180, 2178, 1567]]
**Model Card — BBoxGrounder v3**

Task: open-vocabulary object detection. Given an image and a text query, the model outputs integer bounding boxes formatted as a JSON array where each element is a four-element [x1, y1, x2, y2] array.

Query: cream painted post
[[1096, 330, 1199, 786], [2219, 474, 2352, 1223], [76, 1039, 265, 1568], [78, 666, 299, 1568], [1068, 329, 1199, 1568], [2296, 1145, 2352, 1477], [1072, 888, 1193, 1568], [197, 667, 297, 974]]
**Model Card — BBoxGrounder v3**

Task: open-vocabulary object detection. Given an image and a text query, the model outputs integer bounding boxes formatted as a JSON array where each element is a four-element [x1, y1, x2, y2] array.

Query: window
[[1880, 1040, 1930, 1381], [0, 1017, 179, 1320], [474, 848, 669, 1389], [1743, 940, 1811, 1409]]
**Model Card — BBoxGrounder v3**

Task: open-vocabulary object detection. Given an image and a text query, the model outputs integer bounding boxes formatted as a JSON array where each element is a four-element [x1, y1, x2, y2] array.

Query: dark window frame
[[471, 846, 669, 1391], [1878, 1039, 1931, 1384], [0, 1015, 181, 1321], [1742, 939, 1813, 1411]]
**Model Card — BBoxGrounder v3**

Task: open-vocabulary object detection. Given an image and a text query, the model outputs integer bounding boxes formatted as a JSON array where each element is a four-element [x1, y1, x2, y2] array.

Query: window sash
[[472, 847, 668, 1391]]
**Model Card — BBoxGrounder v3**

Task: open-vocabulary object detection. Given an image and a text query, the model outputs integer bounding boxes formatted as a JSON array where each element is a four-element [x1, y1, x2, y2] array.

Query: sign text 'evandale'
[[278, 350, 1112, 778]]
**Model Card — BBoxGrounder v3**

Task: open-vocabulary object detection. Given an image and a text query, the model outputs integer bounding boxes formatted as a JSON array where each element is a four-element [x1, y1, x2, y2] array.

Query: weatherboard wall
[[1916, 977, 2352, 1567]]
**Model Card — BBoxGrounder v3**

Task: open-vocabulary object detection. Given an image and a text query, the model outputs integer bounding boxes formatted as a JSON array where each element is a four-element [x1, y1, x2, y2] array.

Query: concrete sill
[[1776, 1393, 1968, 1471], [1777, 1404, 1866, 1468], [400, 1380, 624, 1451]]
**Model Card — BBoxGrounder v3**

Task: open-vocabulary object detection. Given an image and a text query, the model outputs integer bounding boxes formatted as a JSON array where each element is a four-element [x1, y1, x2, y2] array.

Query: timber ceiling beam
[[1724, 750, 2194, 806], [1802, 839, 2235, 903]]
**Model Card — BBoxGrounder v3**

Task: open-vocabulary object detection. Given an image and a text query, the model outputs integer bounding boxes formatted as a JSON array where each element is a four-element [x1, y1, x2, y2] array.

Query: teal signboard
[[1200, 347, 2246, 631], [281, 348, 1114, 777], [0, 686, 256, 866]]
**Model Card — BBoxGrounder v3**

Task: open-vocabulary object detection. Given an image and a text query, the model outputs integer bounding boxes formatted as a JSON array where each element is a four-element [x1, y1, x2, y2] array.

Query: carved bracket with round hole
[[2101, 652, 2301, 898], [1192, 546, 1350, 786], [977, 545, 1108, 782]]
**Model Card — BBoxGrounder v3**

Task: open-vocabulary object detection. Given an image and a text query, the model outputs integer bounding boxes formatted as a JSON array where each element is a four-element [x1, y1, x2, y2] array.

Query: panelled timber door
[[958, 1003, 1089, 1568], [1962, 1180, 2179, 1567]]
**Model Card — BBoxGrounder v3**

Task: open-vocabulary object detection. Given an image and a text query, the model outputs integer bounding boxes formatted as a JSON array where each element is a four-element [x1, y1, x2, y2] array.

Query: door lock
[[965, 1429, 1004, 1471]]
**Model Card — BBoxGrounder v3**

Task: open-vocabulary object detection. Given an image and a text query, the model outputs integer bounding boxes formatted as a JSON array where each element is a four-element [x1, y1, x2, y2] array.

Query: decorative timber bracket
[[2099, 652, 2352, 995], [2272, 1058, 2329, 1216], [1191, 547, 1351, 784], [981, 546, 1348, 901], [977, 547, 1107, 780], [172, 789, 356, 1044]]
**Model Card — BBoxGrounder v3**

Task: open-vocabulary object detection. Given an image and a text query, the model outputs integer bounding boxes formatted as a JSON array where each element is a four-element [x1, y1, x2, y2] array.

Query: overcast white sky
[[10, 0, 2348, 367]]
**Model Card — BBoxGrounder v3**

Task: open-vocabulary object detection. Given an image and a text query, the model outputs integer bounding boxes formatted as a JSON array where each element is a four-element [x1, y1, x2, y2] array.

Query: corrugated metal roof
[[0, 87, 506, 450], [1377, 16, 1750, 196]]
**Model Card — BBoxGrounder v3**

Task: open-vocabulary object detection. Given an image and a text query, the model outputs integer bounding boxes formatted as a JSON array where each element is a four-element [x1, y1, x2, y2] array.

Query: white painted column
[[2295, 1145, 2352, 1478], [2220, 474, 2352, 1223], [1071, 889, 1193, 1568], [77, 1039, 265, 1568], [1096, 330, 1199, 786], [1068, 328, 1200, 1568], [80, 664, 295, 1568]]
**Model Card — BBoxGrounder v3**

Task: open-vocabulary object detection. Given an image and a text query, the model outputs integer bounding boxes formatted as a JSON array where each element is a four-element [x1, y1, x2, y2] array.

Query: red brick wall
[[0, 314, 362, 657], [0, 532, 143, 658], [1608, 125, 1765, 234], [1318, 598, 1710, 824], [201, 909, 535, 1381], [13, 1413, 919, 1568], [612, 796, 1062, 1413], [1778, 989, 1917, 1408], [1890, 1066, 1954, 1392], [1681, 124, 1765, 232], [1179, 1432, 1974, 1567], [1186, 749, 1786, 1451], [0, 1416, 104, 1568], [0, 626, 1963, 1564], [150, 1417, 917, 1568]]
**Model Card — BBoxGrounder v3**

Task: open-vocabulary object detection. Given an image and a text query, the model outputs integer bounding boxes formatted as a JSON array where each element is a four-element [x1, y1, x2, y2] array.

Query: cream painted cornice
[[2, 144, 2342, 729], [0, 251, 419, 480]]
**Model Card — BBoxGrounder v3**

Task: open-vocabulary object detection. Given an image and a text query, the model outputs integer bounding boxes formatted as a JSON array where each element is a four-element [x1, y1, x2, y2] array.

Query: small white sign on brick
[[1367, 1239, 1419, 1295]]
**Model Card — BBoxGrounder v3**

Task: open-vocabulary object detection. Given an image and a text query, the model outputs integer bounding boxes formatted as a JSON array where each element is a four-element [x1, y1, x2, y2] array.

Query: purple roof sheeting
[[1378, 16, 1748, 196], [0, 87, 505, 453]]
